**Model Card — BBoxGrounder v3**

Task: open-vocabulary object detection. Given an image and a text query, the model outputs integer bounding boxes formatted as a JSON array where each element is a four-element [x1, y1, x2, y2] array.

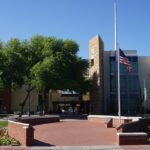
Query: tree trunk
[[44, 89, 49, 113], [19, 85, 33, 117], [38, 91, 44, 116], [38, 89, 49, 116]]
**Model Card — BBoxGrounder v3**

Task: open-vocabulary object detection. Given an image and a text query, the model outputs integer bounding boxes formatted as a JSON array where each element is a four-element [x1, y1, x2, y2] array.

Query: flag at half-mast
[[119, 49, 132, 73]]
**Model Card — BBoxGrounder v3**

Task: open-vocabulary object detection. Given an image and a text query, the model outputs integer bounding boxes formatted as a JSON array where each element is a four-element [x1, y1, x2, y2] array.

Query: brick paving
[[0, 119, 150, 149], [33, 120, 117, 146]]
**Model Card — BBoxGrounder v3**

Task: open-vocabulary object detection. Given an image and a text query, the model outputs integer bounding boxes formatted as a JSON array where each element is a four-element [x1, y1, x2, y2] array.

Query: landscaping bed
[[0, 128, 20, 146]]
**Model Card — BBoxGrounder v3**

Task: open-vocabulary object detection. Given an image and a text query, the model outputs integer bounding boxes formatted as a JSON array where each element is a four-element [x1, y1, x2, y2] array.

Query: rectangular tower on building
[[89, 35, 104, 114]]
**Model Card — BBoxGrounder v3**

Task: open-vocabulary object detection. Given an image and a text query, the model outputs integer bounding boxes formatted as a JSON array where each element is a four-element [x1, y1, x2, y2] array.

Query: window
[[110, 62, 116, 73], [110, 75, 116, 90], [110, 56, 116, 62], [91, 59, 94, 66]]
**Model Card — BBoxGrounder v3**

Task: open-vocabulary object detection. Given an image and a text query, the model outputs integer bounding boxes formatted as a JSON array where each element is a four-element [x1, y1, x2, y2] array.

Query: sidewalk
[[0, 145, 150, 150]]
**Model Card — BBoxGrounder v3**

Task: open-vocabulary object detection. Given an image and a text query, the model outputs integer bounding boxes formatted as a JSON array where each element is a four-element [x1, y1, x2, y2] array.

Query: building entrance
[[53, 101, 81, 114], [53, 100, 90, 115]]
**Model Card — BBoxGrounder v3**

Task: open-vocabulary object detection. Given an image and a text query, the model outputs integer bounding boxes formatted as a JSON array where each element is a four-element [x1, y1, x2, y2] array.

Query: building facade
[[89, 35, 104, 114], [0, 85, 86, 114], [89, 34, 150, 115], [11, 88, 83, 114], [106, 50, 141, 115], [1, 34, 150, 115]]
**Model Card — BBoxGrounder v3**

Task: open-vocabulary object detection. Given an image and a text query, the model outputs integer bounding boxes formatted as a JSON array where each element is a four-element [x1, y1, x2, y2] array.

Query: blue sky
[[0, 0, 150, 58]]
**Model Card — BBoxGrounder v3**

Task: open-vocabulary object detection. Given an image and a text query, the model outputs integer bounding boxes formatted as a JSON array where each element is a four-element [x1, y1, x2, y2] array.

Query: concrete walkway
[[0, 145, 150, 150]]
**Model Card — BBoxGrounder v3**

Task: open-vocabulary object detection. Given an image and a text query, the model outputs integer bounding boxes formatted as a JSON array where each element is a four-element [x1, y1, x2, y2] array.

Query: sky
[[0, 0, 150, 58]]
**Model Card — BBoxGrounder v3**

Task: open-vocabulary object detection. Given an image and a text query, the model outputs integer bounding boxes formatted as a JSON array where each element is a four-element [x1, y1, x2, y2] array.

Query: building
[[0, 89, 11, 113], [0, 86, 90, 114], [89, 34, 150, 115], [1, 34, 150, 115], [89, 35, 104, 114], [11, 88, 84, 114], [104, 50, 141, 115]]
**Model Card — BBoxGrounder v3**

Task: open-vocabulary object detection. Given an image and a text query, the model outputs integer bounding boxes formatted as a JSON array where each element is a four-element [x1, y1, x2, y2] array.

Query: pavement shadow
[[32, 139, 55, 146]]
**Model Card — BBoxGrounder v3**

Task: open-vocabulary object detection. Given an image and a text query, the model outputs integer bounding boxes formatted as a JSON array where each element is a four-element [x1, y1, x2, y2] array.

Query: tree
[[31, 38, 91, 114], [0, 41, 5, 90], [0, 39, 25, 89], [19, 35, 47, 115], [0, 36, 47, 115], [0, 35, 91, 115]]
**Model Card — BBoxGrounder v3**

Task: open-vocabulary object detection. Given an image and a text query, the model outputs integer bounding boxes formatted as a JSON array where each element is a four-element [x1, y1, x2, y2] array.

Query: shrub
[[0, 128, 20, 146]]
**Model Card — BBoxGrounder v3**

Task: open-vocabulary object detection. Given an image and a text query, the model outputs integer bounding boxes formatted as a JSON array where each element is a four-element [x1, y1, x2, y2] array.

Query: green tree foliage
[[30, 38, 91, 114], [31, 39, 91, 92], [1, 39, 26, 89], [0, 35, 91, 115], [0, 41, 4, 89]]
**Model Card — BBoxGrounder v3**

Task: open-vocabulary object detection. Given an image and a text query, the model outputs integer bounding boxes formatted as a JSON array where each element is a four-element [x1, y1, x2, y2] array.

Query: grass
[[0, 120, 8, 128]]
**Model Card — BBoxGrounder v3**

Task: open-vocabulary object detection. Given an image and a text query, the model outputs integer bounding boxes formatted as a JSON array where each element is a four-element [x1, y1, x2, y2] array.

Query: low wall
[[105, 118, 113, 128], [116, 118, 150, 133], [17, 115, 60, 125], [117, 132, 148, 145], [8, 115, 60, 146], [88, 116, 106, 123], [117, 121, 141, 133], [140, 118, 150, 128], [8, 120, 34, 146], [88, 115, 148, 145], [88, 115, 136, 127]]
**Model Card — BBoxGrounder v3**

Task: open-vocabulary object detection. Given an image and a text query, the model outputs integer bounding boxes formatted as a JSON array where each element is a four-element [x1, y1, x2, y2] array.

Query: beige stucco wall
[[89, 34, 104, 114], [11, 85, 38, 112], [11, 87, 79, 113]]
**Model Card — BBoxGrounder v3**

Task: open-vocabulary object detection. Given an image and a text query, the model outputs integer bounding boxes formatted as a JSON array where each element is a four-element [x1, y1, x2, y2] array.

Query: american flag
[[119, 49, 132, 73]]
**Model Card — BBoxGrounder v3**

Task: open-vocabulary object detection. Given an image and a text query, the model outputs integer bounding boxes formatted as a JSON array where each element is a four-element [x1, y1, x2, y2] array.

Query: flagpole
[[114, 0, 117, 50], [114, 0, 121, 124]]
